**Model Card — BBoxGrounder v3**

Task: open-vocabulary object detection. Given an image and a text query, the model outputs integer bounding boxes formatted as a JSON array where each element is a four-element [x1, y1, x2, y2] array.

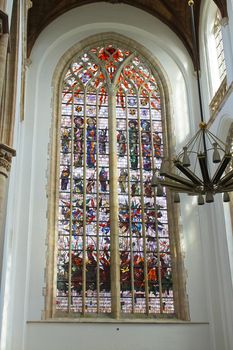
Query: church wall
[[26, 322, 210, 350], [198, 1, 233, 349], [4, 2, 232, 349]]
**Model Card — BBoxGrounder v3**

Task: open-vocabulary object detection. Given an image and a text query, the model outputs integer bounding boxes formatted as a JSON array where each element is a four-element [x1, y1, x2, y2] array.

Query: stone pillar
[[0, 0, 6, 10], [0, 0, 9, 110], [0, 144, 15, 285], [0, 34, 8, 106]]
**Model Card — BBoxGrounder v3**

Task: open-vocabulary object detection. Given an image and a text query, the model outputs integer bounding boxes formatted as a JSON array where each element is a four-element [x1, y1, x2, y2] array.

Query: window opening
[[213, 11, 226, 82], [56, 43, 174, 317]]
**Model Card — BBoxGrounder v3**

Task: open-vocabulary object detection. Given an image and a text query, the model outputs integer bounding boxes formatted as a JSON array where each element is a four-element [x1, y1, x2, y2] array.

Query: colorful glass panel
[[116, 57, 174, 314], [56, 43, 174, 316]]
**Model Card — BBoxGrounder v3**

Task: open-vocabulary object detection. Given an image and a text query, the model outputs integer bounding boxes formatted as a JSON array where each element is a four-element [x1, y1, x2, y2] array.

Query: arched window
[[213, 10, 226, 83], [203, 3, 227, 98], [50, 40, 182, 318]]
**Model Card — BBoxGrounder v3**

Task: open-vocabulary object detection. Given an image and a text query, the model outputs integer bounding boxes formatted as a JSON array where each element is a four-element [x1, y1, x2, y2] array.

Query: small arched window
[[49, 39, 184, 319]]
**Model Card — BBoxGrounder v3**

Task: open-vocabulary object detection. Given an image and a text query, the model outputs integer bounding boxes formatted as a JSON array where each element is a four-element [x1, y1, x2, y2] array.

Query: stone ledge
[[27, 319, 209, 325]]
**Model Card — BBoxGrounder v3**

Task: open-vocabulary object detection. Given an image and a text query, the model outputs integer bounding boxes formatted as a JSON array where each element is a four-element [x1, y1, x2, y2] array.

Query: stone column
[[0, 144, 15, 285], [0, 35, 8, 105], [0, 0, 9, 110]]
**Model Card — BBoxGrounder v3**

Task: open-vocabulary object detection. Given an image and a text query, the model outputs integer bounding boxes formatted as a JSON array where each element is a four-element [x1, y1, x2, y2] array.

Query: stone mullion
[[82, 89, 87, 315], [108, 87, 120, 319], [68, 90, 75, 313], [95, 89, 100, 314], [125, 92, 135, 313]]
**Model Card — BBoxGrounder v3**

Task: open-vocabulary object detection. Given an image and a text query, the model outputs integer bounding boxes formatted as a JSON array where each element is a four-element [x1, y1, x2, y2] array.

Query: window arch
[[213, 10, 226, 83], [203, 2, 227, 98], [47, 35, 188, 320]]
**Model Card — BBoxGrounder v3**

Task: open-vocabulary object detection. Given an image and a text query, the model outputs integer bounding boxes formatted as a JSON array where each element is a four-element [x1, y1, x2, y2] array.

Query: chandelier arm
[[217, 169, 233, 186], [222, 182, 233, 189], [159, 179, 195, 193], [206, 129, 228, 151], [198, 154, 210, 183], [205, 132, 217, 150], [216, 187, 233, 193], [163, 173, 196, 188], [174, 160, 203, 185], [194, 130, 203, 154], [212, 155, 232, 184], [185, 129, 202, 150], [176, 129, 202, 159], [192, 131, 203, 173]]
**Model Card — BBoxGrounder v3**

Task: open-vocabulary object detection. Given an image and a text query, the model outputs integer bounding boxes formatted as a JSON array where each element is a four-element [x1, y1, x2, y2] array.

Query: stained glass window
[[56, 43, 174, 316]]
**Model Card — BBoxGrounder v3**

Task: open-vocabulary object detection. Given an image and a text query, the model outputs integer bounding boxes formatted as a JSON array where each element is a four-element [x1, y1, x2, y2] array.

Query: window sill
[[27, 319, 208, 325]]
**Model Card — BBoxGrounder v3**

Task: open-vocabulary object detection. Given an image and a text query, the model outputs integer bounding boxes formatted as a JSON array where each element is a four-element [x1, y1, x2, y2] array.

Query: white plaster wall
[[4, 2, 229, 350], [25, 322, 210, 350], [198, 1, 233, 349]]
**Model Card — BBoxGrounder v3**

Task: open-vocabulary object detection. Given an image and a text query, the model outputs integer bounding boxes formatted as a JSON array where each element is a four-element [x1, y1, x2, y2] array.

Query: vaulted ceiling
[[27, 0, 227, 65]]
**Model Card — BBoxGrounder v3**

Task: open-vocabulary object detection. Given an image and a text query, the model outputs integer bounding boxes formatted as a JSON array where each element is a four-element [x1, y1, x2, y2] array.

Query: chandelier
[[152, 0, 233, 205]]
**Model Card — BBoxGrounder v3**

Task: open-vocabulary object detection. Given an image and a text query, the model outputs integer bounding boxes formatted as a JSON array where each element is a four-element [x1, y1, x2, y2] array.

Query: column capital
[[0, 143, 16, 177], [26, 0, 33, 10], [220, 17, 229, 27]]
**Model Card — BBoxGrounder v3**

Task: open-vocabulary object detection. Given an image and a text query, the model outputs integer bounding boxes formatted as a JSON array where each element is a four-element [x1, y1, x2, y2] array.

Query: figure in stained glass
[[131, 175, 140, 196], [117, 130, 127, 156], [87, 208, 96, 223], [153, 131, 162, 158], [99, 127, 108, 154], [128, 120, 138, 170], [143, 156, 152, 171], [61, 167, 70, 190], [61, 204, 70, 220], [61, 129, 70, 153], [73, 174, 83, 193], [141, 120, 150, 131], [87, 118, 96, 168], [86, 174, 95, 194], [119, 169, 128, 193], [74, 129, 84, 167], [144, 176, 153, 197], [99, 167, 108, 192], [74, 153, 82, 168], [99, 246, 111, 291]]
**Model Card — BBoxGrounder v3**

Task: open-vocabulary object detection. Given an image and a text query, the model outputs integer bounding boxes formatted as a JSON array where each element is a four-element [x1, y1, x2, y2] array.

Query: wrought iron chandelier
[[152, 0, 233, 205]]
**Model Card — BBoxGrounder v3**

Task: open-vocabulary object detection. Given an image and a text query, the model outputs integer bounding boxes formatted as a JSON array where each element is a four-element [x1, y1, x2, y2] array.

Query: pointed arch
[[45, 33, 189, 320]]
